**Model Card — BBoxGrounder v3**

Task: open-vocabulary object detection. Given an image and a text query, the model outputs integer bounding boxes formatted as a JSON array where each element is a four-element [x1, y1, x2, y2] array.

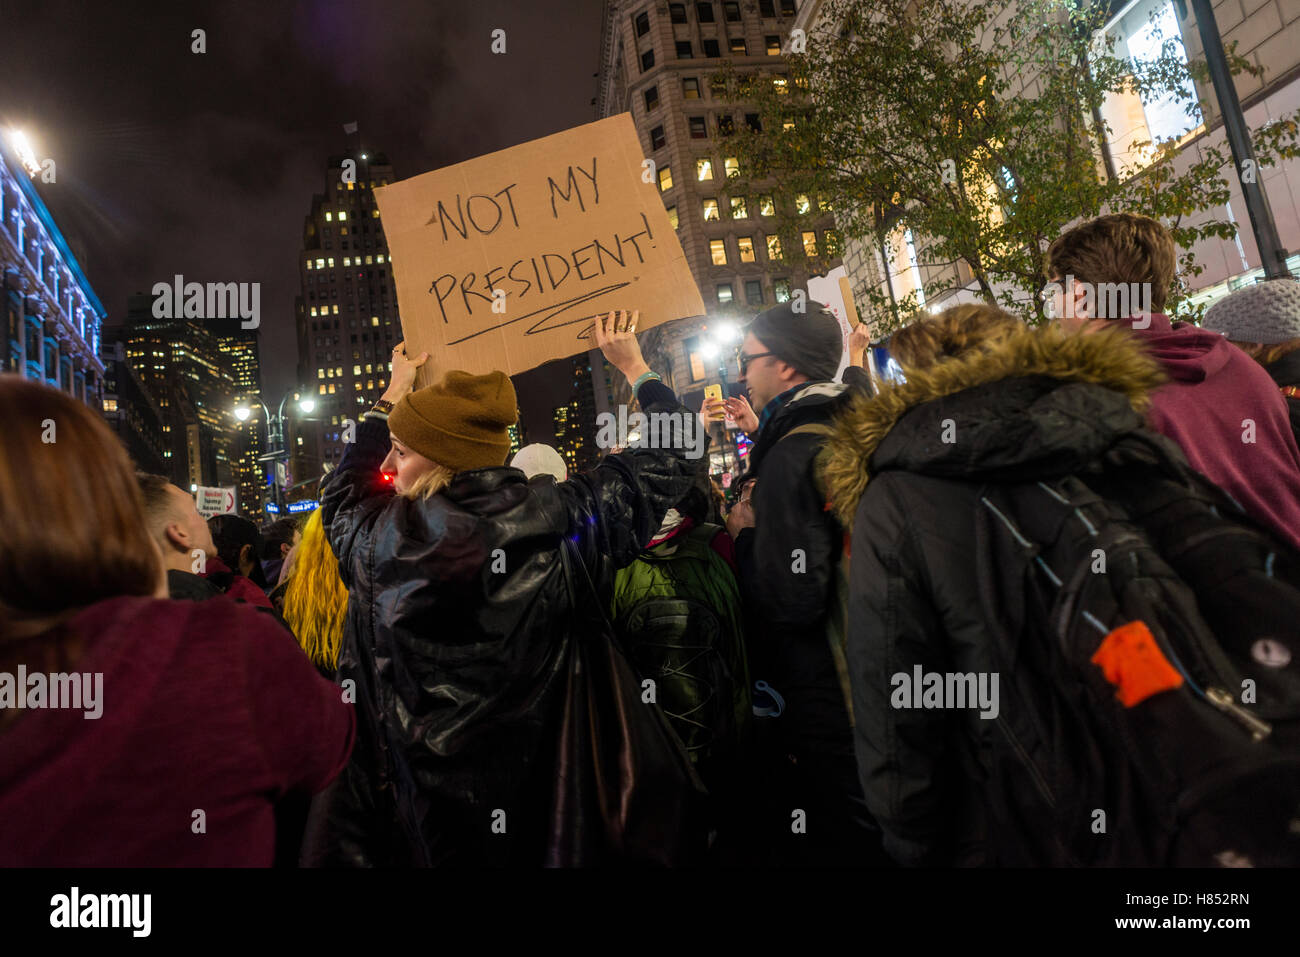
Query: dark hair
[[260, 518, 299, 561], [675, 483, 712, 526], [0, 376, 161, 640], [207, 514, 268, 589]]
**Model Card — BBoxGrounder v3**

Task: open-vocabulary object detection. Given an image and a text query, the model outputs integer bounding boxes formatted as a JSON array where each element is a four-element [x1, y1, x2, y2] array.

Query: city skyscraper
[[595, 0, 838, 408], [220, 332, 264, 518], [294, 147, 400, 493], [1, 133, 107, 409], [507, 416, 528, 457], [553, 354, 599, 472], [99, 339, 168, 476], [109, 292, 237, 496]]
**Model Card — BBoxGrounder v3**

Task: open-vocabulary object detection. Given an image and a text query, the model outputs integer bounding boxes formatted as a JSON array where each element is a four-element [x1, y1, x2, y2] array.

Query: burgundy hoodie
[[201, 555, 273, 609], [1127, 313, 1300, 551], [0, 595, 354, 866]]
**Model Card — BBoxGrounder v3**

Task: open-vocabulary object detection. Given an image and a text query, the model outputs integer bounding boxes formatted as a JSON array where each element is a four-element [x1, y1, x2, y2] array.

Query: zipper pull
[[1206, 687, 1272, 741]]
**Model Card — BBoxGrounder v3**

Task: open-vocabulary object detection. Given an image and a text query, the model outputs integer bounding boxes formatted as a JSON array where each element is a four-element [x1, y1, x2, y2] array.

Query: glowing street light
[[298, 397, 316, 414], [7, 129, 41, 177], [233, 405, 251, 422]]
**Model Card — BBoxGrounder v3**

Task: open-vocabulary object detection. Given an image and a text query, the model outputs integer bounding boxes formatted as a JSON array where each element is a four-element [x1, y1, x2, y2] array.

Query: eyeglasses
[[736, 351, 775, 375]]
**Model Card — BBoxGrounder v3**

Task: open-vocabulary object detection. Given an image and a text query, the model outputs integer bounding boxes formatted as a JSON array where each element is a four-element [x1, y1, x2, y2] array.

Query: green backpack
[[611, 523, 752, 787]]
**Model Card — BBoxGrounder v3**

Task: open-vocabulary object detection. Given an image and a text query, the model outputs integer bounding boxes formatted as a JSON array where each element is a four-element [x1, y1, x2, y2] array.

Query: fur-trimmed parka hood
[[822, 324, 1167, 528]]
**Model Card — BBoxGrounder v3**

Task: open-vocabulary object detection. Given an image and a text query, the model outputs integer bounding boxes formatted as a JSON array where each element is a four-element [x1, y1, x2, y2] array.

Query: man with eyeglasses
[[723, 301, 885, 867]]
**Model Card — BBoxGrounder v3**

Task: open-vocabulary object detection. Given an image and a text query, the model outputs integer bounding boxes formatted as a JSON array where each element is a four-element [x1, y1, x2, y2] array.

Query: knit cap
[[747, 302, 844, 382], [1202, 279, 1300, 344], [387, 370, 518, 472]]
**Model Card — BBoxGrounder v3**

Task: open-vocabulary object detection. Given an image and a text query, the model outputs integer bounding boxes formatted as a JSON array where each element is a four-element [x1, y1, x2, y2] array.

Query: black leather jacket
[[302, 378, 707, 866]]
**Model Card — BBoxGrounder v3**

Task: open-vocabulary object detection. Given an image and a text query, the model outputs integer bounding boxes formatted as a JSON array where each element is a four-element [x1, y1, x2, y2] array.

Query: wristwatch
[[364, 399, 395, 421]]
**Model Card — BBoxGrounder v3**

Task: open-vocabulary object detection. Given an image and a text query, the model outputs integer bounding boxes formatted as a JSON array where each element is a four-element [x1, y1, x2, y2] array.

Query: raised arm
[[555, 311, 709, 578], [320, 342, 429, 586]]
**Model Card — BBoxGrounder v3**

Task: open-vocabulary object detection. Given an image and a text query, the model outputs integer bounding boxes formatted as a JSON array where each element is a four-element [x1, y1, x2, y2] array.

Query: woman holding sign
[[304, 311, 710, 867]]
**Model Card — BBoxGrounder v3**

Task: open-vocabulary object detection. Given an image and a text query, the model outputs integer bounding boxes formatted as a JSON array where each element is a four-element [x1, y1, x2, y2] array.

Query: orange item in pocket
[[1089, 620, 1184, 707]]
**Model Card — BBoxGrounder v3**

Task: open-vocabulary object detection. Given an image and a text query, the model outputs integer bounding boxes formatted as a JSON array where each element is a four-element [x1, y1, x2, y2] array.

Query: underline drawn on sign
[[446, 282, 632, 344]]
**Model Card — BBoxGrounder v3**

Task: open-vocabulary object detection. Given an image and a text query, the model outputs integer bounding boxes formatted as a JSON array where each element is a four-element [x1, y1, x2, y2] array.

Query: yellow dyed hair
[[282, 508, 349, 670]]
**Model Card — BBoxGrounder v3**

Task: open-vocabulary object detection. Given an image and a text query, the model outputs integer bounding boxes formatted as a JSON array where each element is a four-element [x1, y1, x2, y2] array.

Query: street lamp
[[233, 389, 315, 515], [7, 129, 42, 177]]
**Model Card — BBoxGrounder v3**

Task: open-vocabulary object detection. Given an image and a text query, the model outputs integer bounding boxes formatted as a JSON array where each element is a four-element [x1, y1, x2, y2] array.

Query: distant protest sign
[[195, 486, 237, 518], [807, 265, 856, 382], [375, 113, 705, 386]]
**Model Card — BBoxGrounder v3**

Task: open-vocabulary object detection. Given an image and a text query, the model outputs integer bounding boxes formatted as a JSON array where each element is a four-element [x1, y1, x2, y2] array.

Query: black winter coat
[[302, 379, 706, 867], [733, 367, 871, 752], [821, 325, 1169, 866]]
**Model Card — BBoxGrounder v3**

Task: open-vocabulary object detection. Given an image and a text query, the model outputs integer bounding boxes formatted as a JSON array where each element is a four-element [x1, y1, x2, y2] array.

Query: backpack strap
[[778, 423, 832, 444], [685, 522, 724, 546]]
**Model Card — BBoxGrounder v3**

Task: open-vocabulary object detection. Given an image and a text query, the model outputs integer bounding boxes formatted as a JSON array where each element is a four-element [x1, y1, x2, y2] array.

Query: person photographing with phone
[[719, 301, 889, 867]]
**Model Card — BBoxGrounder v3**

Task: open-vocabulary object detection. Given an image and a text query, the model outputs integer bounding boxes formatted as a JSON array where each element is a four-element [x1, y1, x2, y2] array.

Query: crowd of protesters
[[3, 213, 1300, 867]]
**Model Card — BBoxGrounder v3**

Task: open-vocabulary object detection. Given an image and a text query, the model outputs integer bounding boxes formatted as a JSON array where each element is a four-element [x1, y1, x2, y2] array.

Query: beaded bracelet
[[632, 370, 662, 393]]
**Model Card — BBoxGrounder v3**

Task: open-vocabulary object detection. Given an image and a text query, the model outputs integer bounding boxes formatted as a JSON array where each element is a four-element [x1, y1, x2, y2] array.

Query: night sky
[[0, 0, 605, 441]]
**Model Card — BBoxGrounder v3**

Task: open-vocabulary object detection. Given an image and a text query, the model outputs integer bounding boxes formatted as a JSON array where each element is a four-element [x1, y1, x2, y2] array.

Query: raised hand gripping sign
[[376, 113, 705, 387]]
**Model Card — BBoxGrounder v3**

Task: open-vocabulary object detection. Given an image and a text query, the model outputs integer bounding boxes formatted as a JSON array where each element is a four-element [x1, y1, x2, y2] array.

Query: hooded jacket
[[0, 596, 354, 866], [302, 378, 706, 867], [201, 555, 274, 609], [1126, 314, 1300, 551], [821, 324, 1168, 865]]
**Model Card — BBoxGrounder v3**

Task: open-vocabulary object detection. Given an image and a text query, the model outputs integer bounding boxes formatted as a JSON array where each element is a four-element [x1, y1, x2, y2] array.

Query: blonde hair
[[1227, 338, 1300, 366], [401, 462, 457, 500], [890, 304, 1023, 371], [282, 509, 349, 670]]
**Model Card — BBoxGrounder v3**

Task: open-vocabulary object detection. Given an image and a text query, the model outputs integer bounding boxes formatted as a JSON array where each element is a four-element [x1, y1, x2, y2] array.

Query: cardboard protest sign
[[375, 113, 705, 387], [807, 265, 858, 383]]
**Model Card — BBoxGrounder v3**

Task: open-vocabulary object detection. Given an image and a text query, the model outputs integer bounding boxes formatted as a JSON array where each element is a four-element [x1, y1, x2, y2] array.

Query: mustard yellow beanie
[[387, 370, 517, 472]]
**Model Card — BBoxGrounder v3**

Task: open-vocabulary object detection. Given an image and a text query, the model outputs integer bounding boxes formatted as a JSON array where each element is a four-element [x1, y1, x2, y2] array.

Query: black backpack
[[974, 430, 1300, 866]]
